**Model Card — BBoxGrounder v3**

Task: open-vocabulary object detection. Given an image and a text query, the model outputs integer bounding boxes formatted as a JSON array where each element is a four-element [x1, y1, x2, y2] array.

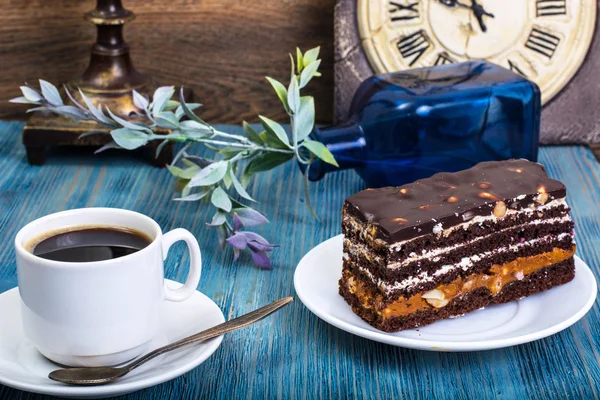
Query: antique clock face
[[357, 0, 597, 104]]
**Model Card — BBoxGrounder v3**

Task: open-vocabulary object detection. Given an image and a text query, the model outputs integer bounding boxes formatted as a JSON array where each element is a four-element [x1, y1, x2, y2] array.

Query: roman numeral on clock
[[525, 27, 560, 60], [389, 1, 420, 21], [434, 52, 454, 66], [536, 0, 567, 17], [508, 60, 528, 78], [396, 30, 430, 66]]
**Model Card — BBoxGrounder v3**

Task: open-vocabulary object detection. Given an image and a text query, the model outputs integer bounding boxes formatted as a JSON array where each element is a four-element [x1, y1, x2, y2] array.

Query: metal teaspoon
[[48, 296, 294, 385]]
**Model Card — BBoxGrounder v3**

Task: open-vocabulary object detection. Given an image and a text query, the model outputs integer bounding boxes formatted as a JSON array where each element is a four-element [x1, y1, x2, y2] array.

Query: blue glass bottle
[[306, 61, 540, 188]]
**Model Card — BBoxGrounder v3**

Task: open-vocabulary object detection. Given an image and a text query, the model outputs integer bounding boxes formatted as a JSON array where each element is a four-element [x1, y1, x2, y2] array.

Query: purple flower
[[233, 214, 243, 231], [226, 232, 247, 249], [250, 249, 271, 269], [224, 228, 276, 269]]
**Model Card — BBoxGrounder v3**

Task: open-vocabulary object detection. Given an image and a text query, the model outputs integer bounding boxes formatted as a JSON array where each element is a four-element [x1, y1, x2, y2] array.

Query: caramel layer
[[345, 246, 575, 320]]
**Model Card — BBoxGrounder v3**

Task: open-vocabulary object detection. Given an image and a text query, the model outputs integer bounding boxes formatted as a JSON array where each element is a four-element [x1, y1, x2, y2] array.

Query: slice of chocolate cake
[[340, 159, 575, 332]]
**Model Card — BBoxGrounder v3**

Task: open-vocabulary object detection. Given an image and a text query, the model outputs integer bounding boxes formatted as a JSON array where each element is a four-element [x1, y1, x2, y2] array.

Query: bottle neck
[[303, 122, 366, 181]]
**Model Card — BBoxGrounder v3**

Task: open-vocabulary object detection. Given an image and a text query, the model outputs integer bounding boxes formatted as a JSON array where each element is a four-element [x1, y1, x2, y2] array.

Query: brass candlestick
[[70, 0, 150, 118], [23, 0, 178, 166]]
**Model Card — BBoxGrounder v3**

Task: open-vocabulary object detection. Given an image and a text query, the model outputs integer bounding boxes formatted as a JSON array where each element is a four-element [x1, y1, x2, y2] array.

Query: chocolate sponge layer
[[344, 221, 574, 285], [339, 258, 575, 332]]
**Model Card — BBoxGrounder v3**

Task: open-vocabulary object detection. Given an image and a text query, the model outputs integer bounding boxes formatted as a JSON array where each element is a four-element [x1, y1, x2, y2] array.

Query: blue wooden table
[[0, 121, 598, 399]]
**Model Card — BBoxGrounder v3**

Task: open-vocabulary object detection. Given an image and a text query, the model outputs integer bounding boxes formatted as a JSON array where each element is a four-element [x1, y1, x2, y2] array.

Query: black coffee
[[31, 226, 152, 262]]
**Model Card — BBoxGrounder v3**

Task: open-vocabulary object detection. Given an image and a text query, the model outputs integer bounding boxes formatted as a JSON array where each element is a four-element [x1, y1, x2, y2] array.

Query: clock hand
[[437, 0, 470, 9], [470, 0, 494, 32]]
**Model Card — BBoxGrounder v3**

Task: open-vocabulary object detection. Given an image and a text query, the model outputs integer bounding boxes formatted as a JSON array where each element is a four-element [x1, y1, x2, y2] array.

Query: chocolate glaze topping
[[344, 159, 567, 243]]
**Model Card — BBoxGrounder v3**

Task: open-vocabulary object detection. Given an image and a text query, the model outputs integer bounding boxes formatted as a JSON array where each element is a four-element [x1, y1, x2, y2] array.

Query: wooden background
[[0, 0, 335, 123]]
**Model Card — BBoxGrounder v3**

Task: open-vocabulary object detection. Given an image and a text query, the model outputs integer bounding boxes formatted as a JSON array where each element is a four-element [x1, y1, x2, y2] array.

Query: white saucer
[[294, 235, 597, 352], [0, 279, 225, 398]]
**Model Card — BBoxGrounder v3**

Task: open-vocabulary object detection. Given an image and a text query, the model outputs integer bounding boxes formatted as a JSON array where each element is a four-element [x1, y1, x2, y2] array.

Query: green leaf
[[302, 139, 339, 167], [39, 80, 63, 106], [79, 130, 105, 139], [182, 156, 211, 168], [219, 146, 245, 159], [175, 103, 201, 119], [289, 53, 295, 80], [155, 112, 180, 129], [50, 105, 88, 120], [179, 125, 211, 140], [110, 128, 149, 150], [188, 160, 228, 187], [20, 86, 43, 103], [259, 116, 291, 148], [287, 76, 300, 114], [296, 47, 304, 73], [151, 86, 175, 116], [179, 89, 209, 126], [24, 106, 47, 114], [9, 96, 33, 104], [167, 165, 184, 177], [241, 173, 254, 189], [244, 152, 293, 177], [303, 46, 320, 66], [229, 170, 255, 202], [165, 100, 180, 111], [203, 143, 221, 152], [243, 121, 264, 145], [294, 97, 315, 142], [230, 198, 249, 209], [299, 59, 321, 89], [207, 211, 227, 226], [181, 158, 197, 168], [132, 90, 149, 110], [79, 89, 114, 126], [155, 139, 169, 159], [265, 77, 289, 112], [258, 131, 289, 150], [181, 183, 191, 198], [222, 168, 233, 189], [95, 142, 120, 154], [180, 166, 202, 179], [211, 187, 232, 212], [174, 177, 190, 193], [174, 191, 210, 202], [233, 208, 269, 226], [106, 107, 150, 132], [303, 163, 320, 222], [180, 120, 208, 131], [216, 225, 227, 249]]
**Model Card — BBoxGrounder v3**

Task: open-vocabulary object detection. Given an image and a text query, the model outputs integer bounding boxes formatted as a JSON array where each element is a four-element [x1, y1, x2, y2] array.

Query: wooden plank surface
[[0, 0, 335, 123], [0, 121, 598, 399]]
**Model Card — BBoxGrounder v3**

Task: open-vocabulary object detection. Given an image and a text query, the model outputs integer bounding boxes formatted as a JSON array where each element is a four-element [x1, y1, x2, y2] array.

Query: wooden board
[[0, 121, 599, 399], [0, 0, 335, 124]]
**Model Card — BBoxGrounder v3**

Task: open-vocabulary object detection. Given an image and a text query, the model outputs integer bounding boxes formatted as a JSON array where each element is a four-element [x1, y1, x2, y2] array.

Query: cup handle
[[161, 228, 202, 302]]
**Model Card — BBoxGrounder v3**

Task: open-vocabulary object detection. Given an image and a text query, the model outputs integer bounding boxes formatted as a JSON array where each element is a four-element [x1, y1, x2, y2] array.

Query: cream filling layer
[[387, 215, 572, 269], [344, 215, 573, 269], [356, 232, 573, 294], [389, 198, 567, 251]]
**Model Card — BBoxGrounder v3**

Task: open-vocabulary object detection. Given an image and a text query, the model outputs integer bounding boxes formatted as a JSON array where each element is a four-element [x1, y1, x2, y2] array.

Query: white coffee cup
[[14, 208, 202, 367]]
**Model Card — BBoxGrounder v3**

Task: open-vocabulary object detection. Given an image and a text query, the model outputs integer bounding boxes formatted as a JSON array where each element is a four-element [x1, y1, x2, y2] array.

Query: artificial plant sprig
[[11, 47, 337, 269]]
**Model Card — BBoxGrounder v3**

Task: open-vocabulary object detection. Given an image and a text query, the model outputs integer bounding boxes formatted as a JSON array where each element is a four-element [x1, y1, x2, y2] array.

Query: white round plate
[[294, 235, 597, 352], [0, 279, 225, 398]]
